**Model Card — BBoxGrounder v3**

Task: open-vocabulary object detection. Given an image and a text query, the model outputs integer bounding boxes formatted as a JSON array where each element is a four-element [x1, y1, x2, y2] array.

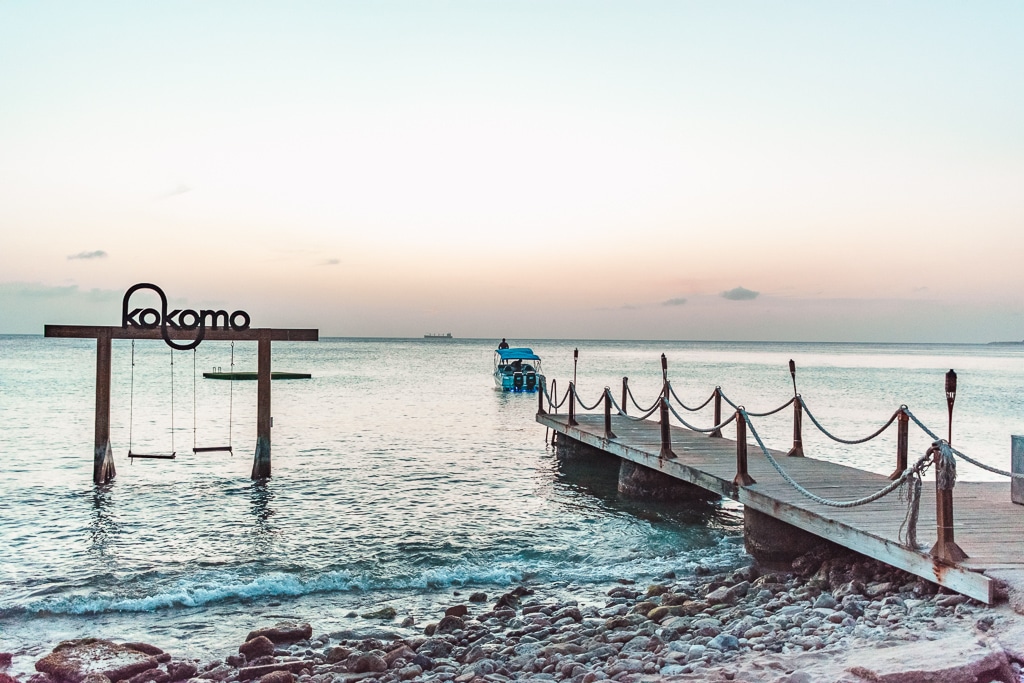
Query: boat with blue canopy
[[493, 347, 543, 392]]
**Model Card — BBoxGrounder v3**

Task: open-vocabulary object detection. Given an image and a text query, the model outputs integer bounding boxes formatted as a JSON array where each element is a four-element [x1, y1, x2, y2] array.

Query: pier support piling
[[744, 507, 823, 569], [659, 396, 675, 459], [617, 459, 716, 502]]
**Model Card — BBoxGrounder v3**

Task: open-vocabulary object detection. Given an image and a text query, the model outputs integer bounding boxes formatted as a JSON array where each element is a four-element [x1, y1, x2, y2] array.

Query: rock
[[468, 593, 487, 603], [444, 605, 468, 618], [813, 593, 838, 609], [360, 606, 397, 620], [0, 653, 12, 667], [937, 594, 969, 608], [166, 663, 198, 682], [349, 655, 386, 675], [550, 607, 582, 623], [239, 637, 275, 660], [707, 634, 739, 651], [705, 586, 735, 606], [35, 639, 160, 683], [127, 668, 169, 683], [384, 647, 416, 668], [400, 616, 415, 628], [410, 654, 432, 671], [435, 615, 464, 634], [1, 676, 21, 683], [415, 639, 452, 659], [325, 647, 352, 664], [245, 624, 313, 645], [844, 634, 1013, 683], [257, 673, 293, 683], [237, 661, 313, 681], [224, 655, 245, 668]]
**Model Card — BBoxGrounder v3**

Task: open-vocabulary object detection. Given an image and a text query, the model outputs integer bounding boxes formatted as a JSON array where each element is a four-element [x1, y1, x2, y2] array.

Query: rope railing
[[553, 365, 1016, 483], [666, 382, 716, 412], [801, 399, 901, 445], [741, 409, 921, 508]]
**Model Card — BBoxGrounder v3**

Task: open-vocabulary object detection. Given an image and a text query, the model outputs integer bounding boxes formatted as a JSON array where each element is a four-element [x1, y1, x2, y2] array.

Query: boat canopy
[[496, 347, 540, 361]]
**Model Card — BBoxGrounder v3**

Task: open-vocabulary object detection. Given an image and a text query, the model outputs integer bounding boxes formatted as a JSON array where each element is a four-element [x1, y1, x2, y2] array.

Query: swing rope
[[129, 340, 135, 454], [128, 341, 177, 460], [192, 342, 235, 454], [170, 348, 175, 453]]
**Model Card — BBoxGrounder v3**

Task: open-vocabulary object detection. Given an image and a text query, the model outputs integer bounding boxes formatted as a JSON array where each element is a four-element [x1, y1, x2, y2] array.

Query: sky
[[1, 1, 1022, 342]]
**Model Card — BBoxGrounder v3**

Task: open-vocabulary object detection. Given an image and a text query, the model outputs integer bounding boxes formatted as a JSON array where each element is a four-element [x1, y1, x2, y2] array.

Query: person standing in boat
[[498, 338, 509, 349]]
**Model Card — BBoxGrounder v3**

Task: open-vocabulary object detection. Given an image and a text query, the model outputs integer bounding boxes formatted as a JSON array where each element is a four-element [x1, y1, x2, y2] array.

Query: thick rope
[[667, 400, 738, 434], [904, 408, 1024, 479], [627, 385, 661, 414], [609, 393, 661, 421], [666, 382, 716, 412], [801, 400, 900, 445], [742, 410, 915, 508], [720, 391, 794, 417], [571, 385, 603, 411]]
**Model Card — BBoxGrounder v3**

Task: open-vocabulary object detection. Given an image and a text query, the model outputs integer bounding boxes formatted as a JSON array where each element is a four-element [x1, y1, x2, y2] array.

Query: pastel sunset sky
[[2, 2, 1022, 341]]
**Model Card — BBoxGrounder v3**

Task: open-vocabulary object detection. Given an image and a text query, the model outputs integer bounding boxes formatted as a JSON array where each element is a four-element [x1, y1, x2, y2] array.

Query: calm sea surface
[[1, 336, 1023, 667]]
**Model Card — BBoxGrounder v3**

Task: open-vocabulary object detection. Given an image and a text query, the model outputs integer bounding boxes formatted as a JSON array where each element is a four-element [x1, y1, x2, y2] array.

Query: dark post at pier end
[[786, 360, 804, 457]]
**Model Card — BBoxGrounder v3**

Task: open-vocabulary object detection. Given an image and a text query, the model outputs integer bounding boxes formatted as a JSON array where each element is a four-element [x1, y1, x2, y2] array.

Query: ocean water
[[1, 336, 1022, 668]]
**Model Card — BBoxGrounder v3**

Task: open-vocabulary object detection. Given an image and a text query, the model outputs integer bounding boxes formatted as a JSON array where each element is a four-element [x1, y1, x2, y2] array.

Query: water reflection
[[89, 485, 119, 553], [248, 481, 277, 540]]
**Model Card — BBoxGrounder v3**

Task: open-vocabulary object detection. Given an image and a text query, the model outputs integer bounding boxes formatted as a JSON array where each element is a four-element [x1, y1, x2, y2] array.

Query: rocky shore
[[4, 546, 1024, 683]]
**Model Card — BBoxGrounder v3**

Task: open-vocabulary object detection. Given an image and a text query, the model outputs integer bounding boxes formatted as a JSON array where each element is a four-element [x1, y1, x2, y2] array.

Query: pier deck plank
[[538, 412, 1024, 603]]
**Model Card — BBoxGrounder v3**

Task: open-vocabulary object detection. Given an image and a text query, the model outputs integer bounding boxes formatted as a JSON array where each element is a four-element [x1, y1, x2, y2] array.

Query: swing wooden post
[[93, 328, 116, 484], [252, 330, 273, 479]]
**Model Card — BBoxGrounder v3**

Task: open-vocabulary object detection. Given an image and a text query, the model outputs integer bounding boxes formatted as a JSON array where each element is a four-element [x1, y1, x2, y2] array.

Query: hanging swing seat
[[193, 445, 233, 454], [129, 451, 177, 460]]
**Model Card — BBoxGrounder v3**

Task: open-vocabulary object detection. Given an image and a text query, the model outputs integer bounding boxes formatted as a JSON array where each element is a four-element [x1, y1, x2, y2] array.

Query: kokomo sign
[[122, 282, 251, 350]]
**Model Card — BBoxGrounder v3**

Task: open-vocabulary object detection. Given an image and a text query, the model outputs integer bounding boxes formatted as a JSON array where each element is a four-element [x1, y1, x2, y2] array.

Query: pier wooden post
[[568, 381, 578, 426], [621, 377, 628, 416], [931, 483, 967, 563], [93, 329, 116, 485], [603, 387, 617, 440], [1012, 436, 1024, 505], [537, 379, 546, 415], [786, 396, 804, 457], [658, 396, 675, 459], [889, 409, 909, 480], [734, 411, 755, 486], [709, 387, 723, 438], [251, 330, 272, 479]]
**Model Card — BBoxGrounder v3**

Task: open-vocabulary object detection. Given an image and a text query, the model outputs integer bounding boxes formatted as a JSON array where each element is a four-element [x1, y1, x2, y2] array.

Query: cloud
[[156, 184, 192, 200], [721, 286, 759, 301], [662, 297, 687, 306], [320, 258, 340, 266], [67, 250, 108, 260]]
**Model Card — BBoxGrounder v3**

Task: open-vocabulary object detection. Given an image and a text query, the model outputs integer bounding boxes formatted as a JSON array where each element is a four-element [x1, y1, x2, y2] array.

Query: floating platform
[[203, 371, 311, 380]]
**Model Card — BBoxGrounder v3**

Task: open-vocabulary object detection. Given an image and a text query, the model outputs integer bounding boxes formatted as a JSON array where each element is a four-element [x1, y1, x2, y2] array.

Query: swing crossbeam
[[43, 323, 318, 483]]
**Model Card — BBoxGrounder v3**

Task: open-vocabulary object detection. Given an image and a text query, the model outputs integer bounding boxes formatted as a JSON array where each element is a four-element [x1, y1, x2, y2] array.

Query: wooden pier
[[537, 379, 1024, 604]]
